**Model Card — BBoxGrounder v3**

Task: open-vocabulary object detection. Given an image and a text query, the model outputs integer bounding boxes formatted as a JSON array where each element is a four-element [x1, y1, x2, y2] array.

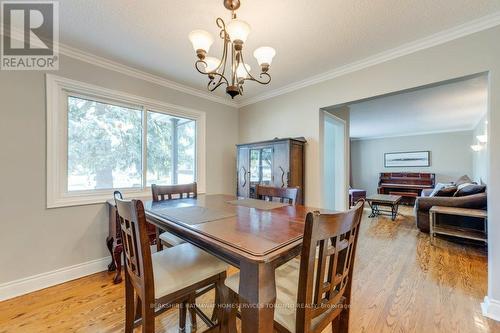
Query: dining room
[[2, 1, 500, 333]]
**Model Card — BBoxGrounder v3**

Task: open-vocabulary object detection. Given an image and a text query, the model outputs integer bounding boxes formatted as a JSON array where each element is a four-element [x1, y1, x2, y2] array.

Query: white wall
[[473, 114, 489, 184], [322, 113, 347, 210], [0, 54, 238, 286], [239, 25, 500, 319], [351, 131, 474, 196]]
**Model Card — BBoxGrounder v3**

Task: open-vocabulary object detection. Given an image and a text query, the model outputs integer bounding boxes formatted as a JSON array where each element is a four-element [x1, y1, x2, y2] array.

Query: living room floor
[[0, 206, 497, 333]]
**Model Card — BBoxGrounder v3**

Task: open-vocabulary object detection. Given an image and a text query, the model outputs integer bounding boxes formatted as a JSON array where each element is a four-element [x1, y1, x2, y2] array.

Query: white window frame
[[46, 74, 206, 208]]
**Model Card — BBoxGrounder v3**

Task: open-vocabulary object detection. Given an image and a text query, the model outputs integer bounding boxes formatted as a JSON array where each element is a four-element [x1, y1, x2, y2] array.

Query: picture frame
[[384, 151, 430, 168]]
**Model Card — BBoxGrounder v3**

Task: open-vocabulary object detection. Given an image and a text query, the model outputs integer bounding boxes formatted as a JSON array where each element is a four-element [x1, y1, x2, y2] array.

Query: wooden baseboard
[[0, 256, 110, 301]]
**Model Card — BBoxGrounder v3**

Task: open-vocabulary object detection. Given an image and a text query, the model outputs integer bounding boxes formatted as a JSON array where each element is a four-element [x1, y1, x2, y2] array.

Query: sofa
[[414, 176, 487, 233]]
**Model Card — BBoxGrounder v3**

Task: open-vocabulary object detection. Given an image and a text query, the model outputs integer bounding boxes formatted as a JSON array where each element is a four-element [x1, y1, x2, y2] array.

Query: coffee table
[[429, 206, 487, 245], [367, 194, 402, 221]]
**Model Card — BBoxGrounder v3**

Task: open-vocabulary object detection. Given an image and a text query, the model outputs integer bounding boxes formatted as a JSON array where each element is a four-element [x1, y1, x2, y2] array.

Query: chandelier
[[188, 0, 276, 99]]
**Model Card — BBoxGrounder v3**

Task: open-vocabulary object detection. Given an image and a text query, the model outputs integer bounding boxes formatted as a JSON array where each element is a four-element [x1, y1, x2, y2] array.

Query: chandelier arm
[[216, 17, 226, 34], [209, 40, 228, 88], [210, 72, 230, 88], [220, 40, 229, 82], [238, 52, 272, 85], [212, 28, 230, 86], [195, 60, 229, 87], [231, 43, 239, 86], [207, 77, 228, 92], [210, 17, 228, 76], [194, 59, 211, 75]]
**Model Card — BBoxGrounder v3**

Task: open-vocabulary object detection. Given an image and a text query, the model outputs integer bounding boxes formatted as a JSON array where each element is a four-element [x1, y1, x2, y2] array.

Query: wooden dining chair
[[225, 199, 365, 333], [151, 183, 197, 250], [115, 195, 229, 333], [256, 185, 300, 205]]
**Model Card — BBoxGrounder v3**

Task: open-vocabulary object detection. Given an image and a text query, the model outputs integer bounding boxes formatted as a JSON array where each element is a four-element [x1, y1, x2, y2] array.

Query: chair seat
[[226, 258, 300, 332], [158, 231, 185, 247], [153, 243, 228, 298], [226, 258, 342, 333]]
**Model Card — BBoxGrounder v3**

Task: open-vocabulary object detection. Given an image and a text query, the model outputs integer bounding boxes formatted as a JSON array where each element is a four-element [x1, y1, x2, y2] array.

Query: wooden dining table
[[142, 194, 321, 333]]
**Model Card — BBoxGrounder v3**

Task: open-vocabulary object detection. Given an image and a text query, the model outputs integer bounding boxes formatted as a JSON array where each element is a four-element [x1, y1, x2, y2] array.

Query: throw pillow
[[429, 183, 454, 197], [429, 183, 445, 197], [454, 184, 486, 197], [457, 182, 475, 191], [454, 175, 473, 187], [435, 186, 457, 197]]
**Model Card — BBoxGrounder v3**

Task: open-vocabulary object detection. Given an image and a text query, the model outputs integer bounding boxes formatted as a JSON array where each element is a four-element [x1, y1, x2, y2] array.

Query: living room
[[345, 72, 489, 242], [349, 74, 488, 219]]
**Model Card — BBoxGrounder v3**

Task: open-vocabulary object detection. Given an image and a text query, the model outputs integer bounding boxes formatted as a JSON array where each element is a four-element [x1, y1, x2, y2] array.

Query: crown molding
[[2, 27, 237, 108], [4, 11, 500, 109], [237, 11, 500, 107], [58, 44, 237, 107], [350, 127, 475, 141]]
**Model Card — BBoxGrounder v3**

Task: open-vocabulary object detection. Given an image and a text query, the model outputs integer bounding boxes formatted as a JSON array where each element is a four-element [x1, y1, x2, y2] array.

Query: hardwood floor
[[1, 207, 498, 332]]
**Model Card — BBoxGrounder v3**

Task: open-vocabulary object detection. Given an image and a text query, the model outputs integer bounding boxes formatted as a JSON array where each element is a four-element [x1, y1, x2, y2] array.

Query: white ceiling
[[57, 1, 500, 103], [349, 75, 488, 139]]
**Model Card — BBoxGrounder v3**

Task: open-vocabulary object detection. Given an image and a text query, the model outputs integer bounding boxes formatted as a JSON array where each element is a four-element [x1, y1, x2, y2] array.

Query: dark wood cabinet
[[236, 137, 306, 204]]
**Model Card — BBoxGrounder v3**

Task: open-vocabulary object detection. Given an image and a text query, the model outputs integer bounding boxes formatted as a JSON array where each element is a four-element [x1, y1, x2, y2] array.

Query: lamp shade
[[204, 57, 220, 73], [236, 63, 251, 80], [253, 46, 276, 66], [188, 30, 214, 52], [226, 19, 250, 43]]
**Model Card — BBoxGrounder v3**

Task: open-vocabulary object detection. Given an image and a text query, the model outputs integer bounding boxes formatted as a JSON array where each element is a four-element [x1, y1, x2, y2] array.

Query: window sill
[[47, 188, 207, 208], [47, 189, 152, 208]]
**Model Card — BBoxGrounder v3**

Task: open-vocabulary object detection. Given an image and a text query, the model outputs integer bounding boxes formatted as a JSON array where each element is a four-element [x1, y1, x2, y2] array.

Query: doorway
[[322, 111, 348, 211]]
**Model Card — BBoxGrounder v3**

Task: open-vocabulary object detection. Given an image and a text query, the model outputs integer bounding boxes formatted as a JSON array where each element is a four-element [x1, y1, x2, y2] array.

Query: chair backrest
[[255, 185, 299, 205], [151, 183, 197, 202], [113, 190, 123, 200], [115, 196, 154, 300], [295, 199, 365, 333]]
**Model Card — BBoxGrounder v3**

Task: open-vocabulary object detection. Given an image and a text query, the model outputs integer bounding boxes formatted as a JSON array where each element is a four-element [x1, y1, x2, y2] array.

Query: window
[[47, 75, 206, 207], [67, 96, 143, 191], [146, 111, 196, 186]]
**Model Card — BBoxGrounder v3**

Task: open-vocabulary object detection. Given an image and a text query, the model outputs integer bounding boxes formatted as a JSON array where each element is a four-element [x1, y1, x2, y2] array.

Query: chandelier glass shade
[[188, 0, 275, 99]]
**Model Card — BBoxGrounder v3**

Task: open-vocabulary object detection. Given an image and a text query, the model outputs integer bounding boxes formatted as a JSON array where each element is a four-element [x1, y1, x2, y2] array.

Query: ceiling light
[[226, 19, 251, 44], [188, 0, 275, 99], [253, 46, 276, 71], [188, 30, 214, 59]]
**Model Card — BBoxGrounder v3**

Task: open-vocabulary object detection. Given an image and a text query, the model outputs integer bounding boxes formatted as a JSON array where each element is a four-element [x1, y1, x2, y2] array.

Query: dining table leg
[[238, 261, 276, 333]]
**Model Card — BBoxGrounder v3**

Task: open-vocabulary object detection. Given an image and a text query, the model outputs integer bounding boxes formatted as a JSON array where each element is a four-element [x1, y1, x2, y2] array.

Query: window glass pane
[[250, 149, 260, 182], [67, 96, 142, 191], [147, 111, 196, 186], [177, 119, 196, 184], [261, 148, 273, 184]]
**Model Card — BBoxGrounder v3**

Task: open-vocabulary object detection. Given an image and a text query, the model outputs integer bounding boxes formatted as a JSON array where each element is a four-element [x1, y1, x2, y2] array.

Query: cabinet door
[[260, 147, 274, 185], [237, 147, 250, 198], [273, 142, 289, 188]]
